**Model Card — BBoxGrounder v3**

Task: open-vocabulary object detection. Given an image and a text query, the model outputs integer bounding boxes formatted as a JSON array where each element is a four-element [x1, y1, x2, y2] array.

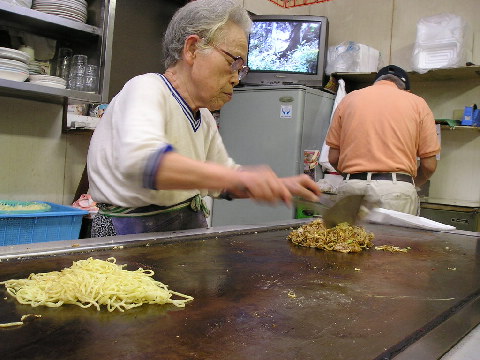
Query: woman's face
[[190, 22, 248, 111]]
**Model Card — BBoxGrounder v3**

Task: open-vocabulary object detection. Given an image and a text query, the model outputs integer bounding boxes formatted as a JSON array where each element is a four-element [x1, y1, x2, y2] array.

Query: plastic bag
[[326, 41, 360, 75], [411, 14, 466, 74], [325, 41, 382, 75]]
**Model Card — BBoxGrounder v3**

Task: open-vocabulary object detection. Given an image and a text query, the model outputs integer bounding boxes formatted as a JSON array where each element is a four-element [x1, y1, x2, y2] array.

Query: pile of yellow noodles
[[288, 219, 374, 253], [0, 257, 193, 312]]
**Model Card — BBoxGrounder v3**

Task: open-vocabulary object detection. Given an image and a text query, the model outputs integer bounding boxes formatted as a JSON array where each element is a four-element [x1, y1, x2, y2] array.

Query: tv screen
[[243, 15, 328, 88], [248, 21, 321, 74]]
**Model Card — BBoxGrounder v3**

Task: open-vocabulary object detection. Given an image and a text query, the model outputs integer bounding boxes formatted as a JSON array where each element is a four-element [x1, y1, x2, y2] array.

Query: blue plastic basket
[[0, 202, 88, 246]]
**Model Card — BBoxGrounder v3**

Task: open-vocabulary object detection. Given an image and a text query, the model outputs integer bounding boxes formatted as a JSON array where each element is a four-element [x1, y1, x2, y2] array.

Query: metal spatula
[[293, 194, 365, 228], [321, 194, 365, 228]]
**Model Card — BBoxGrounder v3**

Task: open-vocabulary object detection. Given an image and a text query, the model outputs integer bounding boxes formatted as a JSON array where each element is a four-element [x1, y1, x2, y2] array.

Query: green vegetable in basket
[[0, 201, 51, 214]]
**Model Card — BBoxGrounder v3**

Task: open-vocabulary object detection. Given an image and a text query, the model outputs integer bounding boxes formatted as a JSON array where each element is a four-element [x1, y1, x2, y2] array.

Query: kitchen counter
[[420, 197, 480, 208], [0, 220, 479, 360]]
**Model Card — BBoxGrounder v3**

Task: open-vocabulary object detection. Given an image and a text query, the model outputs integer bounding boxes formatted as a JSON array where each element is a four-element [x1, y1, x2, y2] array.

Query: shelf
[[421, 197, 480, 209], [334, 65, 480, 85], [440, 124, 480, 131], [0, 2, 102, 41], [0, 78, 102, 104], [0, 1, 115, 105]]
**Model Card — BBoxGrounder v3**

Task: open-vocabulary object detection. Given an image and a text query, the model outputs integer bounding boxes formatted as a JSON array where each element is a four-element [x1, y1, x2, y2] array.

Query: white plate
[[33, 3, 87, 14], [0, 69, 29, 82], [0, 65, 29, 74], [29, 74, 66, 84], [0, 58, 29, 69], [33, 10, 86, 22], [29, 80, 66, 89], [34, 0, 86, 7], [0, 47, 31, 64], [33, 2, 86, 13], [34, 9, 86, 19]]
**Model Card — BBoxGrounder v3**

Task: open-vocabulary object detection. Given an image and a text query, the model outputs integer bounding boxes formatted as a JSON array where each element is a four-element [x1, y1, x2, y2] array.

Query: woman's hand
[[280, 174, 321, 203], [226, 170, 321, 206], [225, 166, 291, 204]]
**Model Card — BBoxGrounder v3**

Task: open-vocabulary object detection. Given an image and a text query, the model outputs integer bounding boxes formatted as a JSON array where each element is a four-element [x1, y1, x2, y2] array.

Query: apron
[[91, 195, 209, 237]]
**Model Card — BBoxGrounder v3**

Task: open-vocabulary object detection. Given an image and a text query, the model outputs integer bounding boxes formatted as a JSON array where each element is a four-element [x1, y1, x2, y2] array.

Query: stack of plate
[[0, 47, 30, 82], [28, 74, 67, 89], [28, 61, 46, 75], [32, 0, 88, 23]]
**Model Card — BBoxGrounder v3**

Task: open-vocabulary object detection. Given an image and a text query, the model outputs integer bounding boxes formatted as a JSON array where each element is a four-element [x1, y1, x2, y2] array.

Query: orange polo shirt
[[325, 81, 440, 177]]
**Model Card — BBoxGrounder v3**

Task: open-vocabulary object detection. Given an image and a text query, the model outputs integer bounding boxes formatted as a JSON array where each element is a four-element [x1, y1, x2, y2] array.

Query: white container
[[326, 41, 381, 75], [412, 14, 466, 74]]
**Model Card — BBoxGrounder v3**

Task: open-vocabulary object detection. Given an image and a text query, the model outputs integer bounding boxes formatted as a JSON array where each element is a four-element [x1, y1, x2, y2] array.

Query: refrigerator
[[212, 85, 335, 227]]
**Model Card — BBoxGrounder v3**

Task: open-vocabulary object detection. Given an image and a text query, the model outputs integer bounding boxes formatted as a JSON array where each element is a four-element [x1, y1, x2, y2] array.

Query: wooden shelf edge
[[0, 2, 102, 36], [333, 65, 480, 84]]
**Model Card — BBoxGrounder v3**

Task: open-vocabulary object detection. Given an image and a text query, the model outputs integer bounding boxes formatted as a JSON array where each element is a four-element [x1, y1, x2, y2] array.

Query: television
[[243, 15, 329, 88]]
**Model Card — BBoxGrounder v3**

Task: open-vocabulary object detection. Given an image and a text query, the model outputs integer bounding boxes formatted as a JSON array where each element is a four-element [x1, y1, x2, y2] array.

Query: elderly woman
[[87, 0, 321, 237]]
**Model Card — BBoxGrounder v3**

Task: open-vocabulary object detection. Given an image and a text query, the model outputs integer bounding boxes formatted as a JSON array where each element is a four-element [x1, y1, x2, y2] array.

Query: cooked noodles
[[0, 257, 193, 312], [0, 314, 41, 328], [288, 219, 374, 253], [375, 245, 409, 253]]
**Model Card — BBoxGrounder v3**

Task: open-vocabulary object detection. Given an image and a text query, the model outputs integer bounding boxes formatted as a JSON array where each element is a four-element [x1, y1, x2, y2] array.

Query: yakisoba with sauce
[[288, 219, 375, 253]]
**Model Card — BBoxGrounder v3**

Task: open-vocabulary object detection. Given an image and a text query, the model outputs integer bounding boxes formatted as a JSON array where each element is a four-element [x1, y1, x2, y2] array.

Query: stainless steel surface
[[212, 85, 335, 226], [0, 222, 479, 360]]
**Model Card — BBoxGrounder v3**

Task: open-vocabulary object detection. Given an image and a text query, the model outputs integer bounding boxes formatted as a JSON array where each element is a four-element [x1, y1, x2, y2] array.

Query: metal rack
[[0, 0, 116, 104]]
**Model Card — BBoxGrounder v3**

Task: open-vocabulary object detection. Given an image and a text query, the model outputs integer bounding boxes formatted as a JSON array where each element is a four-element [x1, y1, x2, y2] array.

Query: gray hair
[[162, 0, 252, 69], [374, 74, 406, 90]]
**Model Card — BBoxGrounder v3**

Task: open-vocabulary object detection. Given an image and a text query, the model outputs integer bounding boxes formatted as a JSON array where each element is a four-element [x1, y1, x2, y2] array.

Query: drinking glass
[[55, 47, 73, 81], [84, 64, 98, 93], [68, 54, 88, 90]]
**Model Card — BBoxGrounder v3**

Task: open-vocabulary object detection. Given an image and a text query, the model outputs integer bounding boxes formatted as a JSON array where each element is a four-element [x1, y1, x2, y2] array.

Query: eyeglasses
[[210, 44, 249, 80]]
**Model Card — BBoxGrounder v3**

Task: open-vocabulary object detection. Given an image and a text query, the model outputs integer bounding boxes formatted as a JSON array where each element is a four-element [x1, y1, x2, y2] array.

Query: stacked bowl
[[0, 47, 30, 82]]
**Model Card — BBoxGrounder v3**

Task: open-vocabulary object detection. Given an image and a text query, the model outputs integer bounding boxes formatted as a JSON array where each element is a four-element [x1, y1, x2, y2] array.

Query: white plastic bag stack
[[325, 41, 382, 75], [411, 14, 466, 74]]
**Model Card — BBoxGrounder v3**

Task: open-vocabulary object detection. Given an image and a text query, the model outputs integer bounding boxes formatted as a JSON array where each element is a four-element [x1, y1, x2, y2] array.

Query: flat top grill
[[0, 222, 479, 360]]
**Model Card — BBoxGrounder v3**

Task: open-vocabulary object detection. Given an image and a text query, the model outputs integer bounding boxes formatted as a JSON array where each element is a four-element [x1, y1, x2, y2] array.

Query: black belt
[[344, 172, 413, 184]]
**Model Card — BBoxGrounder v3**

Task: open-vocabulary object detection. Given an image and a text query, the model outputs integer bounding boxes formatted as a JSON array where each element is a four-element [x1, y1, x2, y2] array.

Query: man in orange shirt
[[325, 65, 440, 215]]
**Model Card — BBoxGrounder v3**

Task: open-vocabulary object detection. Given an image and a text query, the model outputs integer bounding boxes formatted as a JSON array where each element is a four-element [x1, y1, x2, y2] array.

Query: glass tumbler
[[84, 64, 99, 93], [55, 47, 73, 81], [68, 54, 88, 90]]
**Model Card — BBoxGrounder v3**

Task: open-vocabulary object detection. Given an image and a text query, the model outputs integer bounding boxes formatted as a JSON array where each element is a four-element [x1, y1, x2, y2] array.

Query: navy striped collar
[[157, 74, 201, 132], [157, 74, 202, 132]]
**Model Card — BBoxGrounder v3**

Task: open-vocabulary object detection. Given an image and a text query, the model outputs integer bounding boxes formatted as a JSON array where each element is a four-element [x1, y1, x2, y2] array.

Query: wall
[[108, 0, 180, 99], [244, 0, 480, 205], [0, 0, 478, 206], [0, 97, 88, 204]]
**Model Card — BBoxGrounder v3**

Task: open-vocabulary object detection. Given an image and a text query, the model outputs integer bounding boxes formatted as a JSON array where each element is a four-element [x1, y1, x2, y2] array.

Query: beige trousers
[[338, 174, 419, 215]]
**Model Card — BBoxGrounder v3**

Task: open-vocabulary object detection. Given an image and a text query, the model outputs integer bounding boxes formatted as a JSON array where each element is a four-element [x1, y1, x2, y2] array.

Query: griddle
[[0, 222, 479, 360]]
